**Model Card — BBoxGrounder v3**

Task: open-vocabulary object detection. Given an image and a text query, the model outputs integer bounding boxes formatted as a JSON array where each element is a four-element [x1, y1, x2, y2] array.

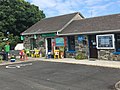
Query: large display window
[[96, 34, 115, 49]]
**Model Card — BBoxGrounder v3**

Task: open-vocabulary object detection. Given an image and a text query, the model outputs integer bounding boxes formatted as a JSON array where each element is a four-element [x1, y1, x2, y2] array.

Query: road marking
[[18, 63, 32, 66], [6, 65, 20, 69], [115, 81, 120, 90], [6, 63, 32, 69]]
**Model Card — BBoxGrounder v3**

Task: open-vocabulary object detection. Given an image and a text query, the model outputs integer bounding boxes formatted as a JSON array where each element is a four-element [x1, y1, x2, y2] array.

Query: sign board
[[41, 33, 56, 37], [20, 36, 24, 40], [78, 35, 84, 43], [55, 38, 64, 46]]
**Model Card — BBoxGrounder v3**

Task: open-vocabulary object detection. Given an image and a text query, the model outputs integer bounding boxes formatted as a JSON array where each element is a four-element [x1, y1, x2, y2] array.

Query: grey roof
[[60, 13, 120, 35], [22, 12, 83, 35]]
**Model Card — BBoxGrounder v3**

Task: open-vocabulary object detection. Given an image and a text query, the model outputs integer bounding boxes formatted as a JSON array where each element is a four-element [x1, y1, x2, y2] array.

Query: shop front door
[[89, 35, 98, 58]]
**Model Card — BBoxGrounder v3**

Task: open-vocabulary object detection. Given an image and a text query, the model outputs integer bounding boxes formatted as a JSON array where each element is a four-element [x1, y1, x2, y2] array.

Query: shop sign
[[56, 38, 64, 46], [78, 35, 84, 43], [20, 36, 24, 40], [41, 33, 56, 37]]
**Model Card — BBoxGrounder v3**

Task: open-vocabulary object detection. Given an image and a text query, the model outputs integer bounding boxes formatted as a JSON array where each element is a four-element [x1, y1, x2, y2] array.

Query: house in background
[[22, 12, 120, 60]]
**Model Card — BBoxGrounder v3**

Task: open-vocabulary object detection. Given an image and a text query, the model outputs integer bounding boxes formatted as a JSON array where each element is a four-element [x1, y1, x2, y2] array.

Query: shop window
[[96, 34, 115, 49], [78, 35, 87, 45], [116, 34, 120, 52], [68, 36, 75, 51]]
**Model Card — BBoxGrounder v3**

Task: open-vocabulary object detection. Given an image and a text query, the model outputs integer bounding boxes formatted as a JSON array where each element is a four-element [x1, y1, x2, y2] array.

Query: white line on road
[[6, 63, 32, 69]]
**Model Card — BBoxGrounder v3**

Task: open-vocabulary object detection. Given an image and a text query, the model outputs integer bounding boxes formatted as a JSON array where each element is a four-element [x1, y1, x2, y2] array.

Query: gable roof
[[60, 13, 120, 35], [22, 12, 84, 35]]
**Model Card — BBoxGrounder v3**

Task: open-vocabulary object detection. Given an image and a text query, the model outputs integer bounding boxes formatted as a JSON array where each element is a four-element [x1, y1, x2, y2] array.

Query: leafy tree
[[0, 0, 45, 49], [0, 32, 20, 50], [0, 0, 45, 36], [0, 32, 6, 50]]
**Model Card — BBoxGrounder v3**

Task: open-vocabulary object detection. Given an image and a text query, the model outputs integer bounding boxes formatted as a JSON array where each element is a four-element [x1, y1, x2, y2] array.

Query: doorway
[[47, 38, 52, 52], [89, 35, 98, 58]]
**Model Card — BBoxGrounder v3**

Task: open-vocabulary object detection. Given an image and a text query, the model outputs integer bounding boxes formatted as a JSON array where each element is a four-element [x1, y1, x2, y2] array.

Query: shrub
[[75, 52, 86, 60]]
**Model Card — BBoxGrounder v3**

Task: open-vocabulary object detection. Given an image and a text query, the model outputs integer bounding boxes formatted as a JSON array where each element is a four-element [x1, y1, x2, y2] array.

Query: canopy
[[14, 43, 25, 50]]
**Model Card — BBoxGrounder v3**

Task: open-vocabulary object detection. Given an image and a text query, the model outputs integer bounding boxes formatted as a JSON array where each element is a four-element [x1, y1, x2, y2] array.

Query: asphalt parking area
[[0, 61, 120, 90]]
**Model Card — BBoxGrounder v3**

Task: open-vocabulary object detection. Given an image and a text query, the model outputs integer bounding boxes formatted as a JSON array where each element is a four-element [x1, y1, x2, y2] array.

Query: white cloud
[[86, 1, 117, 17], [30, 0, 56, 9], [84, 0, 102, 6], [25, 0, 120, 18]]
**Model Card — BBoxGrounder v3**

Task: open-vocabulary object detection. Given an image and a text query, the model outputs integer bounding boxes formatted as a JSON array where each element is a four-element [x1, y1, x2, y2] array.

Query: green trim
[[41, 33, 56, 37], [20, 36, 24, 40]]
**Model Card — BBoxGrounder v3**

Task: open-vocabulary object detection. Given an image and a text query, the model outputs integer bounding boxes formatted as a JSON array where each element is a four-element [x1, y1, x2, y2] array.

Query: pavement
[[1, 57, 120, 69]]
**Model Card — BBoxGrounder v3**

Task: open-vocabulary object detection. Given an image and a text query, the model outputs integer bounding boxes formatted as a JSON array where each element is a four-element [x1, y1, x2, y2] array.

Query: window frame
[[96, 34, 115, 49]]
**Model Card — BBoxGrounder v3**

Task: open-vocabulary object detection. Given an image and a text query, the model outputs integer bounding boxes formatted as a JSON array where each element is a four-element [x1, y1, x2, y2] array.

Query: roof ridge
[[42, 12, 79, 20], [86, 13, 120, 19], [72, 13, 120, 22]]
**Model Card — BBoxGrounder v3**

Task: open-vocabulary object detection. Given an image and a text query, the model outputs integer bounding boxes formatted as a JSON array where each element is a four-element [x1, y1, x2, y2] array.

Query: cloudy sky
[[25, 0, 120, 18]]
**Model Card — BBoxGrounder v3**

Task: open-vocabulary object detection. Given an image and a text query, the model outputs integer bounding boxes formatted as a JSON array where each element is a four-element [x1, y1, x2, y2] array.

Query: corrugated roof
[[60, 13, 120, 35], [22, 12, 82, 35]]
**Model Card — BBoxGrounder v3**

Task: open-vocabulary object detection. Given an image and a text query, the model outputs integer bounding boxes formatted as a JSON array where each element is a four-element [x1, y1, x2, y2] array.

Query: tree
[[0, 0, 45, 36], [0, 32, 6, 50], [0, 0, 45, 49], [0, 31, 20, 50]]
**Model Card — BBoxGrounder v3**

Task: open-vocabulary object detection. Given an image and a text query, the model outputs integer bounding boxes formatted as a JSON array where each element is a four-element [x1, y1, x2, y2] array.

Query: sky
[[25, 0, 120, 18]]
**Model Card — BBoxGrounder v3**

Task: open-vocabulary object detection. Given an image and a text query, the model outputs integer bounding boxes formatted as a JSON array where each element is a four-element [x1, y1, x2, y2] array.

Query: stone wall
[[75, 35, 89, 59], [98, 49, 115, 60], [23, 35, 46, 56], [65, 35, 89, 59], [23, 35, 33, 49]]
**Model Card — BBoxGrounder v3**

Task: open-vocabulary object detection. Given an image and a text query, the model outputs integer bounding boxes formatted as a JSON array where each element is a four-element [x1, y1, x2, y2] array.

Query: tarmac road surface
[[0, 61, 120, 90]]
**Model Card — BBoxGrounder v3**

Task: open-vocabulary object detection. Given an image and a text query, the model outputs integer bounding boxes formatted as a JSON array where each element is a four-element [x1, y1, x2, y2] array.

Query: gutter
[[21, 31, 57, 35], [58, 29, 120, 36]]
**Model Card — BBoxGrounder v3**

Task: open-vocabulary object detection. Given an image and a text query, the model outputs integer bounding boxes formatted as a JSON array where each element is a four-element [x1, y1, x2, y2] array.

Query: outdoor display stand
[[59, 46, 64, 58], [54, 50, 60, 59], [30, 50, 35, 57], [34, 49, 40, 58], [55, 37, 65, 59]]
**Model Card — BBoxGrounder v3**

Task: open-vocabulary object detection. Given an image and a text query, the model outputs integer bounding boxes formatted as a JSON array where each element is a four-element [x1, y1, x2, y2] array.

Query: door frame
[[45, 38, 52, 55], [88, 35, 98, 58]]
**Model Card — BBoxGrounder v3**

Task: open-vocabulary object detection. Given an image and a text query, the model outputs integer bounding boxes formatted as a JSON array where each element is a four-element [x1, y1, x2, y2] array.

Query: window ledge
[[67, 51, 76, 53], [113, 52, 120, 55]]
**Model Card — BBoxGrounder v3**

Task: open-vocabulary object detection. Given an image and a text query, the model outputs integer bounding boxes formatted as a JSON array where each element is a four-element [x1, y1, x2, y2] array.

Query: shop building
[[22, 12, 120, 60], [59, 13, 120, 60], [21, 12, 84, 58]]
